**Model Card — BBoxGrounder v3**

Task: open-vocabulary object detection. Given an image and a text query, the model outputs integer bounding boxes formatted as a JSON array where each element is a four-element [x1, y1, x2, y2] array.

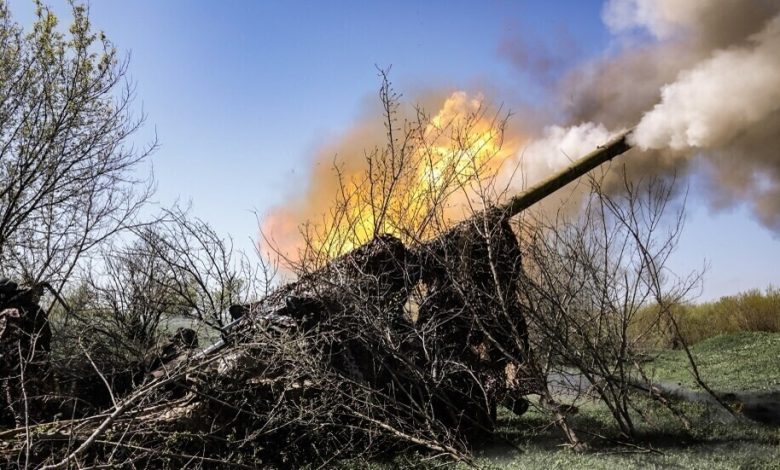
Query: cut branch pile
[[0, 133, 639, 467], [0, 222, 532, 467]]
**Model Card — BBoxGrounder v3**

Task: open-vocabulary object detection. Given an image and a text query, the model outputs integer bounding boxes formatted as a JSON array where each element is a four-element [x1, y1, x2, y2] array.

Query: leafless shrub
[[131, 206, 271, 330], [513, 171, 702, 442], [40, 206, 268, 421]]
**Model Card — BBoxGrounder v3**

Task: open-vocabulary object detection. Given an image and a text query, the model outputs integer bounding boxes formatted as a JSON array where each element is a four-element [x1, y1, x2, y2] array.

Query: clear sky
[[10, 0, 779, 301]]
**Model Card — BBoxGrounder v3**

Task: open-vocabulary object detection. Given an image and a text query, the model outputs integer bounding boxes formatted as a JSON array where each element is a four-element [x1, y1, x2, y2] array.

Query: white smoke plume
[[530, 0, 780, 230], [632, 14, 780, 151], [502, 122, 618, 190]]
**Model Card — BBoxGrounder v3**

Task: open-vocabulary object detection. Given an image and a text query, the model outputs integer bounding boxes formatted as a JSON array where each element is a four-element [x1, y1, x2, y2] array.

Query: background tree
[[0, 0, 154, 287]]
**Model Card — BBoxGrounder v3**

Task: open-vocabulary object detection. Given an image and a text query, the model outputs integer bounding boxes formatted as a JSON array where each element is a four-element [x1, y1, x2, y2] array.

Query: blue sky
[[11, 1, 778, 301]]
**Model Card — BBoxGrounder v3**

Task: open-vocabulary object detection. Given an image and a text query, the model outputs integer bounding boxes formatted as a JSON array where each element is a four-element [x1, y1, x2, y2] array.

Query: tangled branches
[[0, 61, 708, 467]]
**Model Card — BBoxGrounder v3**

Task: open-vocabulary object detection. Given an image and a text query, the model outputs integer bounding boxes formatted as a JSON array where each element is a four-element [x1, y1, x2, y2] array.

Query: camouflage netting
[[414, 211, 533, 435]]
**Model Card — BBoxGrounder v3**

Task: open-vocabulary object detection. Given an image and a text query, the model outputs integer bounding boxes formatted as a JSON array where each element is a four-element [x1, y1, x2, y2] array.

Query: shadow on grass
[[481, 398, 780, 459]]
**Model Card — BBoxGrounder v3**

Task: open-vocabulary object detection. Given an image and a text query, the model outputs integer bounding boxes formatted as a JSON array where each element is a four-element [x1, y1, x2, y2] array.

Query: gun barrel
[[501, 130, 633, 218], [190, 132, 634, 368]]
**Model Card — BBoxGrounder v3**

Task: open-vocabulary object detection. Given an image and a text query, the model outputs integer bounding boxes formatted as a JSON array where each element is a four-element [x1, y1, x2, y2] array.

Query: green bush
[[632, 286, 780, 348]]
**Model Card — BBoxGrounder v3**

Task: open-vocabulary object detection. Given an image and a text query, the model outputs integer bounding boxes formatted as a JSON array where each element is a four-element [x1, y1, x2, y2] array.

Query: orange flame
[[261, 91, 524, 264]]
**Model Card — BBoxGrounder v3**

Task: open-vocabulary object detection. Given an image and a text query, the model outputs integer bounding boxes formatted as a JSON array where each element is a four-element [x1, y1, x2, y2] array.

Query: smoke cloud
[[262, 0, 780, 259], [497, 123, 621, 195], [547, 0, 780, 230], [632, 14, 780, 150]]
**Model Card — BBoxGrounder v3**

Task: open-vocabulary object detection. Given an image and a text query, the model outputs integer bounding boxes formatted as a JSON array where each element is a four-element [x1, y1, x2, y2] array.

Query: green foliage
[[632, 286, 780, 348], [0, 0, 154, 282]]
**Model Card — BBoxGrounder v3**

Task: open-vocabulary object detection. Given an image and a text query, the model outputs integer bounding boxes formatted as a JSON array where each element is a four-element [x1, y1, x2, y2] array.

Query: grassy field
[[470, 331, 780, 469], [647, 332, 780, 392]]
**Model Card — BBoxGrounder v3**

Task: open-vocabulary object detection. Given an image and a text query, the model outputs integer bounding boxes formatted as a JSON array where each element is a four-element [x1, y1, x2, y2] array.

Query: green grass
[[351, 332, 780, 468], [468, 331, 780, 469], [647, 331, 780, 392], [471, 397, 780, 469], [476, 439, 780, 469]]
